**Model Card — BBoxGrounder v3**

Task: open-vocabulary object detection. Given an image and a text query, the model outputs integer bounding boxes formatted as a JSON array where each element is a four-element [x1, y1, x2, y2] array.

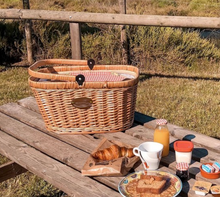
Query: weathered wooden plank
[[1, 101, 219, 186], [70, 23, 82, 59], [4, 99, 220, 168], [2, 9, 220, 29], [0, 161, 27, 183], [4, 99, 220, 188], [0, 111, 94, 164], [144, 120, 220, 153], [0, 130, 121, 197], [0, 111, 122, 191], [0, 102, 97, 153], [18, 96, 40, 113], [119, 0, 128, 64]]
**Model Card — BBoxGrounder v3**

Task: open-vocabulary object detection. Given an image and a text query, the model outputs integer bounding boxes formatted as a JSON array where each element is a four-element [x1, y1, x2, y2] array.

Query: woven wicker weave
[[28, 59, 139, 134]]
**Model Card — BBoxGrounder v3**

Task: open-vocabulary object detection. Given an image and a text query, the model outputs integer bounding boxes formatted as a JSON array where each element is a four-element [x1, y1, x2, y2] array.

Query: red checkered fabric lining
[[70, 71, 126, 82]]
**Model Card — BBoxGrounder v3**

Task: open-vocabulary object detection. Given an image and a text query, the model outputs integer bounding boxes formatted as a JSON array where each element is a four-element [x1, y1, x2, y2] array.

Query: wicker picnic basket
[[28, 59, 139, 135]]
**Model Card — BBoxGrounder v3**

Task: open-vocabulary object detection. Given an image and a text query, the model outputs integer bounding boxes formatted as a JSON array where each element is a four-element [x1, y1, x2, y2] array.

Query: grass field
[[1, 0, 220, 196]]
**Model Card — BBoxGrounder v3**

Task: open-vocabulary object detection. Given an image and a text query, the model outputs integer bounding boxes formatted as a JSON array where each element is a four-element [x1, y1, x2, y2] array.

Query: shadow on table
[[192, 148, 209, 162], [181, 180, 191, 197], [183, 134, 209, 162]]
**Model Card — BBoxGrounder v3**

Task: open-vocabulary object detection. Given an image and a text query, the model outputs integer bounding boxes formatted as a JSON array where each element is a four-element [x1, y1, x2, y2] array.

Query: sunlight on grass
[[0, 68, 32, 105], [0, 172, 63, 197], [136, 76, 220, 139]]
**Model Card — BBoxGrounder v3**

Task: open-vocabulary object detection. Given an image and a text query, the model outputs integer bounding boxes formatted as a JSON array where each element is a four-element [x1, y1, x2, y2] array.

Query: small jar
[[176, 162, 189, 181], [174, 140, 194, 164], [154, 119, 170, 157]]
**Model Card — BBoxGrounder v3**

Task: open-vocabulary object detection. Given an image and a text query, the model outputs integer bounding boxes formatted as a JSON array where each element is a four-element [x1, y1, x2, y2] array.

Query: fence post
[[22, 0, 33, 64], [119, 0, 128, 64], [69, 23, 82, 60]]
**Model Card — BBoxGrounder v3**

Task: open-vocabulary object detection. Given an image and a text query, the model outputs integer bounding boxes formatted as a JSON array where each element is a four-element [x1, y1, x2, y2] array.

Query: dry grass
[[0, 172, 65, 197], [0, 67, 32, 105], [1, 0, 220, 17]]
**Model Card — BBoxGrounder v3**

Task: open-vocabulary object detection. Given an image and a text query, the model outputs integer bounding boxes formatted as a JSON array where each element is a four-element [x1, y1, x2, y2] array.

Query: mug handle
[[133, 147, 140, 156]]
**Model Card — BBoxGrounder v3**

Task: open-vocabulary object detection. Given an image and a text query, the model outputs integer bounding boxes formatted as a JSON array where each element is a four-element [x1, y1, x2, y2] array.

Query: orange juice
[[154, 119, 170, 157]]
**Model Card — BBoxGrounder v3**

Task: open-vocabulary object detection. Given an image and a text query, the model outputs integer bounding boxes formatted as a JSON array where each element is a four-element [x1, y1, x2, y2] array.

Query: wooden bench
[[0, 96, 219, 196]]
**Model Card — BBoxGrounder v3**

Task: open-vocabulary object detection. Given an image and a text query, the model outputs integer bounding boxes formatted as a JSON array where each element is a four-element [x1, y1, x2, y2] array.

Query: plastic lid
[[156, 119, 168, 125], [176, 162, 189, 171], [174, 140, 194, 152]]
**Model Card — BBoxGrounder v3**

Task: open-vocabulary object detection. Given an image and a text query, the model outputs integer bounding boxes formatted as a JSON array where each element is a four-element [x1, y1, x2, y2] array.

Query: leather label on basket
[[71, 97, 93, 109]]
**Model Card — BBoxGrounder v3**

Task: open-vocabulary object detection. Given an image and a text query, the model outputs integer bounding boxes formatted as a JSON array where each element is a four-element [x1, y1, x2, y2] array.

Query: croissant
[[92, 144, 134, 161]]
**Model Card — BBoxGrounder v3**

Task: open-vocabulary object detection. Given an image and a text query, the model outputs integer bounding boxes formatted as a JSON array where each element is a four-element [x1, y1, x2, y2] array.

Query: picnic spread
[[0, 59, 219, 196]]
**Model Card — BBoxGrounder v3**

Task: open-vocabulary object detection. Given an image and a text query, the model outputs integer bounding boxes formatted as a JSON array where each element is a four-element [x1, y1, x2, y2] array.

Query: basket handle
[[28, 59, 93, 82]]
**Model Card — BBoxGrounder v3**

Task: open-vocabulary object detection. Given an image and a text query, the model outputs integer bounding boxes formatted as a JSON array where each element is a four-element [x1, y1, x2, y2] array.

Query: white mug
[[133, 142, 163, 170]]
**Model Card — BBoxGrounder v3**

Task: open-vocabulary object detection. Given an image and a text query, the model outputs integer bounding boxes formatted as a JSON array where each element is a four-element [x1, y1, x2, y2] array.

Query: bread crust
[[136, 176, 166, 194]]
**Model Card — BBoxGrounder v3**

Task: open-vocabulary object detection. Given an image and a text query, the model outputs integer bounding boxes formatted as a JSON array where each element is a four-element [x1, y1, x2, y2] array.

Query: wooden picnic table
[[0, 96, 219, 197]]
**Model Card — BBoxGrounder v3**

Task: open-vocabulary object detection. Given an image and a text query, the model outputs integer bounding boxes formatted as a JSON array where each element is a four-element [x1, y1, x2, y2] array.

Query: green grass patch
[[0, 172, 64, 197], [0, 67, 32, 105], [136, 76, 220, 139]]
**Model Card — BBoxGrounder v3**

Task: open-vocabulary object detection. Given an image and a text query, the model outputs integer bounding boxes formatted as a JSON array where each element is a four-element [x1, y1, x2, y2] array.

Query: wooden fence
[[1, 9, 220, 28], [1, 7, 220, 64]]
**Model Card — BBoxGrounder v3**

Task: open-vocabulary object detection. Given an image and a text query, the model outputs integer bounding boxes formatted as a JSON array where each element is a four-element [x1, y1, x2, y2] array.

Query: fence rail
[[1, 9, 220, 28]]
